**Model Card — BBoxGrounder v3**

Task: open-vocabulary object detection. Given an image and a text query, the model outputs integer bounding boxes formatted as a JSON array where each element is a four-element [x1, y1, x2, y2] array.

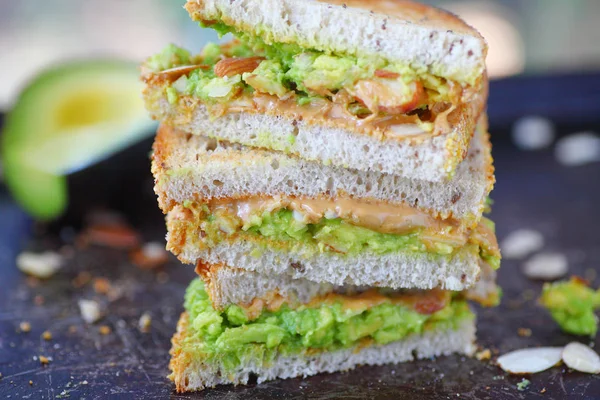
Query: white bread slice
[[185, 0, 487, 87], [197, 262, 499, 311], [166, 217, 482, 291], [169, 312, 476, 392], [152, 120, 494, 226], [145, 85, 486, 181]]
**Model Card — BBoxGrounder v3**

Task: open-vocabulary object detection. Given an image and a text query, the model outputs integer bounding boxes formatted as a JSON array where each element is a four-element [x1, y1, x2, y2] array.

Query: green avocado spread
[[180, 278, 473, 372], [147, 38, 452, 123], [181, 205, 500, 268], [539, 277, 600, 336]]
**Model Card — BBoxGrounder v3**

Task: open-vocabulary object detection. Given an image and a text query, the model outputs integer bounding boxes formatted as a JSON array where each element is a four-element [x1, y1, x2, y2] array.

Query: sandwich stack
[[141, 0, 501, 392]]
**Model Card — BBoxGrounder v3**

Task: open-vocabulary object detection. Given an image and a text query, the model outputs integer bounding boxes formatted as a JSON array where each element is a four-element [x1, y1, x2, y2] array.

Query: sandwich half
[[169, 277, 479, 392], [142, 0, 488, 181], [152, 122, 499, 291]]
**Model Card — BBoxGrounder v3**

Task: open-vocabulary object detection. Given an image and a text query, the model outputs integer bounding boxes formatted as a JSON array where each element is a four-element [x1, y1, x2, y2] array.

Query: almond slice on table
[[497, 347, 563, 374], [500, 229, 544, 260], [522, 252, 568, 281], [214, 57, 265, 78], [562, 342, 600, 374]]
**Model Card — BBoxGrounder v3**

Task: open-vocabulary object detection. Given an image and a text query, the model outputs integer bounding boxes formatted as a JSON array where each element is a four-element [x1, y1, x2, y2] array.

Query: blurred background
[[1, 0, 600, 109]]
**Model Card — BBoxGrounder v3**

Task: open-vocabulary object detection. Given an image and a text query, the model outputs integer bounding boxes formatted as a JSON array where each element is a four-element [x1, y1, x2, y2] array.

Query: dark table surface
[[2, 76, 600, 399]]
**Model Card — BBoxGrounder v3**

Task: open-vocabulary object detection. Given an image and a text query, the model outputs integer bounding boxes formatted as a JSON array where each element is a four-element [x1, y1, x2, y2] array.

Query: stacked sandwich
[[142, 0, 501, 392]]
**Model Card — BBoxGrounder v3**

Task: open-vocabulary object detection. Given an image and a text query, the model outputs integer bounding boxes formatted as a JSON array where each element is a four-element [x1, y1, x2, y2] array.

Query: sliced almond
[[78, 299, 102, 324], [562, 342, 600, 374], [523, 252, 568, 281], [500, 229, 544, 260], [374, 69, 400, 79], [497, 347, 563, 374], [16, 251, 63, 279], [158, 65, 209, 82], [214, 57, 264, 78]]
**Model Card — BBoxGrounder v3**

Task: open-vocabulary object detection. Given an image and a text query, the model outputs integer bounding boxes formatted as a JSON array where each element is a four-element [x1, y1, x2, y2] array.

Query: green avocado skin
[[540, 278, 600, 336], [181, 279, 473, 373]]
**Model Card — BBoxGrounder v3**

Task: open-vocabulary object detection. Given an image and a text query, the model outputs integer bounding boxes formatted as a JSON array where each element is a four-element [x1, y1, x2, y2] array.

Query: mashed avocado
[[182, 279, 473, 372], [150, 39, 449, 115], [190, 206, 500, 267], [539, 277, 600, 336]]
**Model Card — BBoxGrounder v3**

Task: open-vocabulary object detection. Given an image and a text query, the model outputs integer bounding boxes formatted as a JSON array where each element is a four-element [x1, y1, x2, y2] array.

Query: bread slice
[[185, 0, 487, 87], [144, 81, 487, 181], [152, 119, 494, 227], [196, 261, 500, 311], [169, 311, 476, 392], [166, 215, 484, 291]]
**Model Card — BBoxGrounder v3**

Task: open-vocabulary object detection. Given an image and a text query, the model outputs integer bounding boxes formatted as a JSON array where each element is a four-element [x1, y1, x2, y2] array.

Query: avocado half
[[1, 60, 155, 220]]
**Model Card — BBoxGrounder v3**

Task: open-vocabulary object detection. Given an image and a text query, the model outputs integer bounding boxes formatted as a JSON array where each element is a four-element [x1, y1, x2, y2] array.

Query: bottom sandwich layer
[[168, 279, 476, 392]]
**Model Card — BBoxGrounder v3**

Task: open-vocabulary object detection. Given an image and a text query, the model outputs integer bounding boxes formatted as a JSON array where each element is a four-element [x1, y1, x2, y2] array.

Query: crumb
[[19, 321, 31, 333], [476, 349, 491, 361], [541, 387, 546, 393], [518, 327, 532, 337], [485, 386, 490, 390], [139, 312, 152, 333], [93, 278, 111, 295], [42, 331, 52, 341], [517, 378, 531, 391], [130, 242, 169, 269], [68, 325, 78, 334], [72, 271, 92, 288], [156, 272, 169, 284], [99, 325, 112, 335], [34, 295, 45, 306], [39, 356, 50, 365], [16, 251, 63, 279], [29, 380, 33, 385], [78, 299, 102, 324]]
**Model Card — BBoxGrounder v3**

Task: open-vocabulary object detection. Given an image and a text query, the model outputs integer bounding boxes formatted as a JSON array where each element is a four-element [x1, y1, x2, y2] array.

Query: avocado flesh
[[540, 277, 600, 336], [149, 40, 449, 122], [181, 278, 474, 373], [185, 206, 500, 268], [1, 61, 155, 219]]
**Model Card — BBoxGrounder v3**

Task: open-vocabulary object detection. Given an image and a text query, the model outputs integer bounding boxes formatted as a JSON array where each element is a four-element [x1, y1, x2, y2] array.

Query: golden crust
[[168, 312, 194, 393]]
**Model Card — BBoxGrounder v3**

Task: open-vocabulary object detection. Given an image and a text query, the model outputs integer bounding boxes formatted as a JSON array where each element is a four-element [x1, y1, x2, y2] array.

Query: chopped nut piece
[[42, 331, 52, 341], [131, 242, 169, 269], [16, 251, 63, 279], [476, 349, 491, 361], [19, 321, 31, 333], [541, 388, 546, 393], [72, 271, 92, 288], [78, 300, 102, 324], [39, 356, 50, 365], [99, 325, 112, 335], [214, 56, 264, 78], [518, 328, 532, 337], [93, 278, 111, 295], [139, 312, 152, 333]]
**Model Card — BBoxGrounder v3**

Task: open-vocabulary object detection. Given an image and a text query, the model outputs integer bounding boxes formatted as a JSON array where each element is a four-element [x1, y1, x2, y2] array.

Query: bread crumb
[[99, 325, 112, 335], [78, 299, 102, 324], [42, 331, 52, 341], [139, 312, 152, 333], [19, 321, 31, 333], [541, 388, 546, 393], [39, 356, 50, 365], [518, 328, 532, 337], [476, 349, 491, 361], [29, 380, 33, 385], [72, 271, 92, 288], [131, 242, 169, 269], [93, 278, 111, 295], [16, 251, 63, 279]]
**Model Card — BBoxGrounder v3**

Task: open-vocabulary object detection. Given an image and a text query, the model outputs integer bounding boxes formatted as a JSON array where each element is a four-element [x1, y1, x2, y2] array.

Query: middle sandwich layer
[[166, 195, 500, 291]]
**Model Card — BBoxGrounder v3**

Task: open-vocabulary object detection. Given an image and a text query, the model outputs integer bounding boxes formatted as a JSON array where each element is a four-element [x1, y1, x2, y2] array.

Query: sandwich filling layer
[[170, 196, 501, 269], [179, 278, 474, 372], [143, 40, 477, 138]]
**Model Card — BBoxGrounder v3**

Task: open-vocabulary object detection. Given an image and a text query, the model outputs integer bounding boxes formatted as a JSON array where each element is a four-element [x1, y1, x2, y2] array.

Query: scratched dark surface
[[2, 102, 600, 398]]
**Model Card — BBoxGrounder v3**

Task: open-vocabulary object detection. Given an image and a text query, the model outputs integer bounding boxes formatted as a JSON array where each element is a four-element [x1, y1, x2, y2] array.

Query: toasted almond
[[562, 342, 600, 374], [497, 347, 563, 374], [374, 69, 400, 79], [214, 57, 264, 78], [157, 65, 209, 82]]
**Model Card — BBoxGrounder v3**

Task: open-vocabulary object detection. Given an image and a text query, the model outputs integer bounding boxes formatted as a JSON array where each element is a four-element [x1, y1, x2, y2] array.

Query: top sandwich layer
[[185, 0, 487, 88]]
